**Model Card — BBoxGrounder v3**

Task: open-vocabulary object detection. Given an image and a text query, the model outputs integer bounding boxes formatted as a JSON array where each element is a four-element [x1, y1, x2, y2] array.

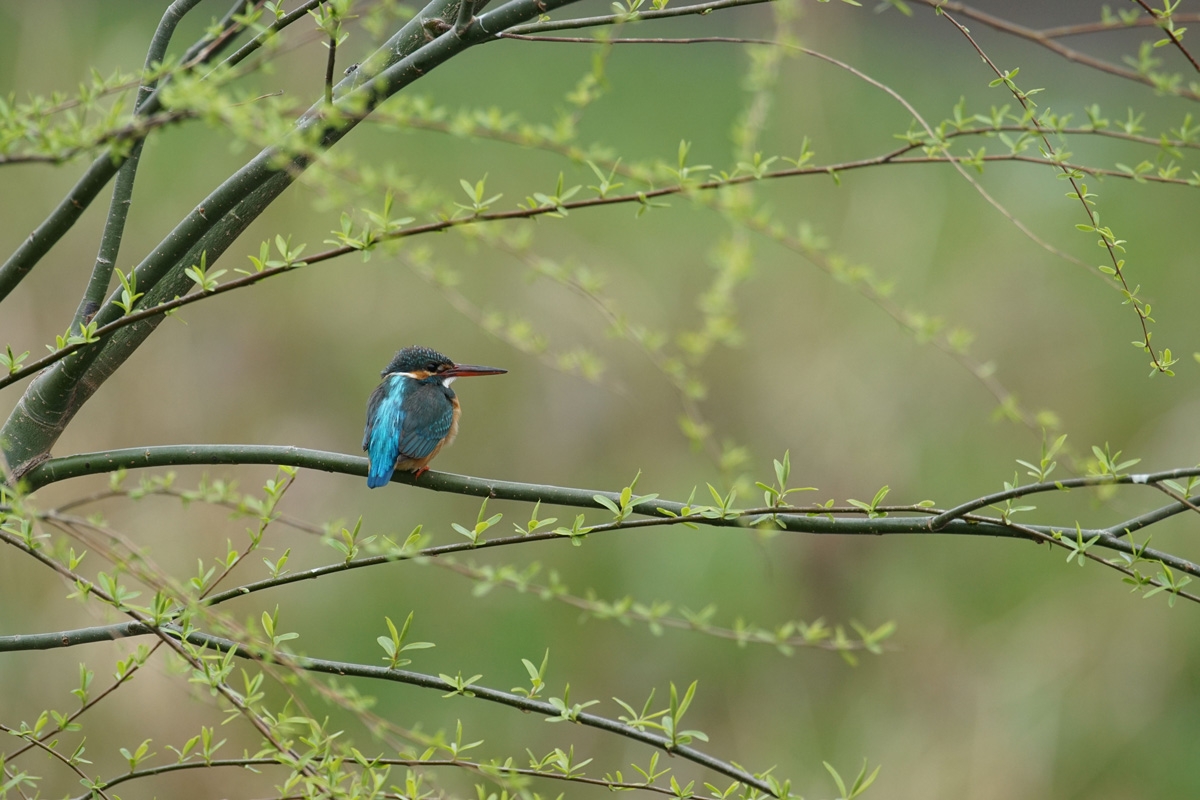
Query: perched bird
[[363, 345, 506, 488]]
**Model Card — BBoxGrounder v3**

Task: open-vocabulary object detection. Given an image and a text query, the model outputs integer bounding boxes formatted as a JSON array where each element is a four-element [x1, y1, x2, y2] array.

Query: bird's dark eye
[[427, 362, 440, 372]]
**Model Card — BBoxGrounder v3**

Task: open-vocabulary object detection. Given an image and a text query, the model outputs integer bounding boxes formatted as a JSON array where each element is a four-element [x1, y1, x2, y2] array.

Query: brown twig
[[910, 0, 1200, 101], [1130, 0, 1200, 73]]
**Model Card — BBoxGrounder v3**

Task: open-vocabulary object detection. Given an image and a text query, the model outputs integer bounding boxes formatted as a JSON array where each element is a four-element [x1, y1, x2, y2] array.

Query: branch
[[927, 469, 1200, 531], [504, 0, 772, 34], [911, 0, 1200, 102], [324, 34, 337, 105], [939, 10, 1173, 376], [5, 136, 1191, 397], [0, 722, 113, 800], [0, 0, 252, 306], [500, 33, 777, 43], [70, 756, 682, 800], [1130, 0, 1200, 74], [1041, 14, 1200, 39], [0, 528, 313, 774], [456, 0, 477, 35], [6, 623, 777, 795], [0, 159, 123, 305], [0, 0, 589, 475], [0, 110, 193, 167], [14, 444, 1200, 584], [215, 0, 330, 73]]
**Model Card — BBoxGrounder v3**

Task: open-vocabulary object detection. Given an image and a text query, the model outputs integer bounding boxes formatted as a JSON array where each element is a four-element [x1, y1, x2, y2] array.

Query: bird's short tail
[[366, 462, 395, 489]]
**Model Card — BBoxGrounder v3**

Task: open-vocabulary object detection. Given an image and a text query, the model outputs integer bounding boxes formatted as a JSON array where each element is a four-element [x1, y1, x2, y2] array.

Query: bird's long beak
[[444, 363, 507, 378]]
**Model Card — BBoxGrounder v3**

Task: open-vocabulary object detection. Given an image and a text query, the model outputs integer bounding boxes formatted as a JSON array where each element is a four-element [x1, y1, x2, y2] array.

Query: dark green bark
[[0, 0, 579, 476]]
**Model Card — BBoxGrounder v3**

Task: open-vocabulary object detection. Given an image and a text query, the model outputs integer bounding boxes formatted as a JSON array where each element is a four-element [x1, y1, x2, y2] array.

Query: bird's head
[[381, 345, 507, 386]]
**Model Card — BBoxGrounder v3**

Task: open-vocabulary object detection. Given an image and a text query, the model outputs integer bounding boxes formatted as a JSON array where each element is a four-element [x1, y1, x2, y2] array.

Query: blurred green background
[[2, 1, 1200, 798]]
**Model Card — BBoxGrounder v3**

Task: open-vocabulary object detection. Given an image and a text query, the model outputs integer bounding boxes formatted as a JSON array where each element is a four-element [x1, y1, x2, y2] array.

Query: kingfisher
[[363, 345, 507, 488]]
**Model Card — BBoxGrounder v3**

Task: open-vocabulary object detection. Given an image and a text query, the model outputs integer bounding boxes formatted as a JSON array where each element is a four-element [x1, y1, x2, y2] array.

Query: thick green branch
[[0, 0, 240, 307], [69, 0, 207, 331], [505, 0, 773, 34], [15, 444, 1200, 582], [0, 158, 124, 305], [0, 0, 586, 476], [0, 621, 150, 652]]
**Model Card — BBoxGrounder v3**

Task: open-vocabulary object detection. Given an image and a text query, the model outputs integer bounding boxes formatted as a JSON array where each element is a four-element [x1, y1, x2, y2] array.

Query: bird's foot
[[413, 466, 430, 480]]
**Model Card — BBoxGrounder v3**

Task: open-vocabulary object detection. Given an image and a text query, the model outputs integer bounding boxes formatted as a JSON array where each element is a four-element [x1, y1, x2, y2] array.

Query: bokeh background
[[3, 1, 1200, 798]]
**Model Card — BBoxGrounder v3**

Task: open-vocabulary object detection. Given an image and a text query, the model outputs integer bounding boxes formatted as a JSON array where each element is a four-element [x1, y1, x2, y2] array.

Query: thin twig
[[324, 25, 338, 105], [939, 9, 1171, 374], [0, 723, 113, 800], [9, 134, 1186, 395], [1130, 0, 1200, 73], [0, 528, 314, 777], [72, 756, 683, 800], [504, 0, 772, 34], [910, 0, 1200, 102], [500, 33, 776, 43], [1041, 13, 1200, 39]]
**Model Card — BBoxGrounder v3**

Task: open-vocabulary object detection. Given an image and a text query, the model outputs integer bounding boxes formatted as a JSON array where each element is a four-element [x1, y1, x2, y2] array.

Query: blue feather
[[364, 375, 408, 488], [363, 374, 458, 488]]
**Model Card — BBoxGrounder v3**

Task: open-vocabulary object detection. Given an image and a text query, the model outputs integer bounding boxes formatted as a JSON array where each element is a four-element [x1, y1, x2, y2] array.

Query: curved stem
[[0, 157, 124, 304], [6, 622, 777, 795], [76, 756, 679, 800], [15, 444, 1200, 582], [69, 0, 206, 331], [910, 0, 1200, 102], [216, 0, 330, 74], [928, 470, 1200, 530], [1, 0, 229, 310], [0, 0, 588, 476], [505, 0, 772, 34], [5, 138, 1189, 394]]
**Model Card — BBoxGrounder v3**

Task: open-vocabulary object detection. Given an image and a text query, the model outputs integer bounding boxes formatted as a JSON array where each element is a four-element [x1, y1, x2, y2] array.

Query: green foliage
[[377, 612, 436, 669], [823, 759, 881, 800], [4, 3, 1200, 800]]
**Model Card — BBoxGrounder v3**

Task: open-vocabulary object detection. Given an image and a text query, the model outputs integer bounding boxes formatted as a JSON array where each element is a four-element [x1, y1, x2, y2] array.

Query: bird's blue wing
[[395, 383, 455, 460], [364, 376, 406, 488], [364, 377, 455, 489]]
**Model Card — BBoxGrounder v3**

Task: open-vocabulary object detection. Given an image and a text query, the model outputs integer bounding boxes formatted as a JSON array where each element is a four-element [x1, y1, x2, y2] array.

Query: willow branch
[[5, 135, 1192, 397], [504, 0, 772, 34], [1130, 0, 1200, 73], [928, 469, 1200, 530], [1041, 14, 1200, 39], [456, 0, 477, 35], [71, 756, 680, 800], [0, 529, 312, 773], [911, 0, 1200, 102], [0, 623, 777, 796], [500, 33, 775, 43], [12, 444, 1200, 582], [0, 723, 112, 800], [324, 34, 338, 105], [939, 10, 1171, 375], [0, 0, 248, 306], [216, 0, 331, 73], [1107, 499, 1197, 537], [0, 0, 589, 476]]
